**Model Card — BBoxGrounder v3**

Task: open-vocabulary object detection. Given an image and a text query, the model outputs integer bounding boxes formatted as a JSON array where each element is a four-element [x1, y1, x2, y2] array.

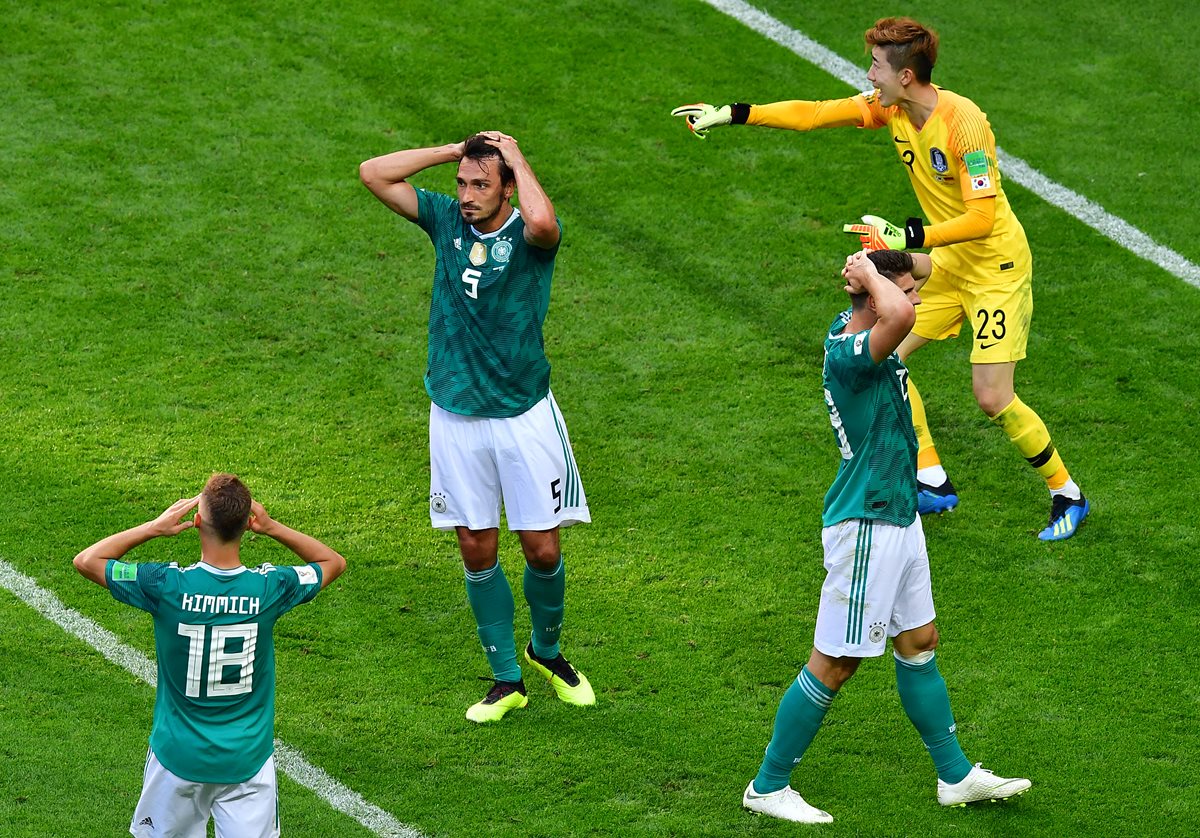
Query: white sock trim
[[917, 465, 948, 486], [894, 649, 935, 666], [1051, 479, 1081, 500]]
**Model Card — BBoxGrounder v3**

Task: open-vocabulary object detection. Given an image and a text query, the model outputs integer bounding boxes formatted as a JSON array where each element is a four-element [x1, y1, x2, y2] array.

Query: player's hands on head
[[842, 249, 875, 294], [479, 130, 522, 165], [248, 500, 276, 536], [670, 103, 732, 139], [150, 495, 201, 538]]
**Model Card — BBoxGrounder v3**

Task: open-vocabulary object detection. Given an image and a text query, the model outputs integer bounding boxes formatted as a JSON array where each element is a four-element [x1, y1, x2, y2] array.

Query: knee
[[519, 529, 561, 571], [895, 624, 939, 659], [974, 388, 1012, 417], [457, 530, 498, 572], [823, 659, 859, 691], [461, 552, 498, 573], [808, 653, 861, 691], [524, 545, 561, 572], [974, 382, 1014, 417]]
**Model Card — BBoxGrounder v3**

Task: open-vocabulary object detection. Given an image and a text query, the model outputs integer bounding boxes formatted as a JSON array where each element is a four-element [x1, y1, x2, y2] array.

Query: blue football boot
[[1038, 495, 1090, 541], [917, 478, 959, 515]]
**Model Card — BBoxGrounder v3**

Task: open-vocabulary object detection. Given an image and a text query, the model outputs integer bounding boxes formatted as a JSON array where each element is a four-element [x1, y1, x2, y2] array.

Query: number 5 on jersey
[[462, 268, 482, 299]]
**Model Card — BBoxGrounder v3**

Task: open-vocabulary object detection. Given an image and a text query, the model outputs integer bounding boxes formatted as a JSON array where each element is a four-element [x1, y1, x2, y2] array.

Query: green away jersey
[[106, 559, 322, 783], [415, 188, 560, 418], [821, 310, 918, 527]]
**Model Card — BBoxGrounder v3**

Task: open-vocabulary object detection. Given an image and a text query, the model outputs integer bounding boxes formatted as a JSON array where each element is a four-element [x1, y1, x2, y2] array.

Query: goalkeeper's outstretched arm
[[671, 96, 867, 139]]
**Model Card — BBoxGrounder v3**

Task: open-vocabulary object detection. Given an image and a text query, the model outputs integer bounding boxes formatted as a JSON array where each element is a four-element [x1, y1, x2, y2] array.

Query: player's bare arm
[[843, 251, 916, 362], [249, 500, 346, 588], [73, 495, 201, 587], [909, 252, 933, 289], [359, 142, 466, 221], [479, 131, 559, 249]]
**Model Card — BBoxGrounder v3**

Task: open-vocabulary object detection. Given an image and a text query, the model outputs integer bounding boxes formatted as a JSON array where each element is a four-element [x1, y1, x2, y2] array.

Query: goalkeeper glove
[[842, 215, 926, 250], [670, 102, 750, 139]]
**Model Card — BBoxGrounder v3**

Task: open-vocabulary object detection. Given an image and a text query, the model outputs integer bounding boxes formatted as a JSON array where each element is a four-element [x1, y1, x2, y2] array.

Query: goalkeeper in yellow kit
[[672, 17, 1088, 541]]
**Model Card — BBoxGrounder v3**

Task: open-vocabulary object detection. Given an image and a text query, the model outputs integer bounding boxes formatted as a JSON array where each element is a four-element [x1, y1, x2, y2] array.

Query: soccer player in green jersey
[[673, 17, 1089, 542], [741, 252, 1029, 824], [360, 132, 594, 723], [73, 473, 345, 838]]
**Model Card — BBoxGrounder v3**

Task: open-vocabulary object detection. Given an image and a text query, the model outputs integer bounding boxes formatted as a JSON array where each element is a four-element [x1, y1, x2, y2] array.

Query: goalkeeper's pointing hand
[[670, 103, 733, 140], [843, 215, 905, 250], [843, 215, 927, 250]]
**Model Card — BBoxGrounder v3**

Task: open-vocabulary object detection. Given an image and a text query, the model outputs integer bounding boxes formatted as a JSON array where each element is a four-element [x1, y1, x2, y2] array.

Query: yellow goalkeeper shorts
[[913, 266, 1033, 364]]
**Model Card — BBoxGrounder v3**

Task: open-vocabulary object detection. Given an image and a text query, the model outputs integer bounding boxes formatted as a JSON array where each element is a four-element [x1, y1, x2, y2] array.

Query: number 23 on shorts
[[974, 307, 1006, 350]]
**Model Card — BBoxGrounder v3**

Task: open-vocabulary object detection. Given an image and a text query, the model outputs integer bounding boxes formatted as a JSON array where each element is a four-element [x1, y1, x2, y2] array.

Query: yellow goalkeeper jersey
[[856, 87, 1030, 282]]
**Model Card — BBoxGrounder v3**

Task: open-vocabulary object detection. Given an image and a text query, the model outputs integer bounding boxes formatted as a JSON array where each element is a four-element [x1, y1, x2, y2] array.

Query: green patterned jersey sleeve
[[107, 560, 166, 614]]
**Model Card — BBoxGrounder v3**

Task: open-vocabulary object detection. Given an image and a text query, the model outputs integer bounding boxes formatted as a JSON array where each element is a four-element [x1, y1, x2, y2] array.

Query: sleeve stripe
[[950, 99, 998, 177]]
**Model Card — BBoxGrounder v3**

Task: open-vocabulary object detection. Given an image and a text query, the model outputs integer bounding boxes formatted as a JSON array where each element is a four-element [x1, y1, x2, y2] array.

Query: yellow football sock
[[907, 377, 941, 469], [989, 395, 1070, 490]]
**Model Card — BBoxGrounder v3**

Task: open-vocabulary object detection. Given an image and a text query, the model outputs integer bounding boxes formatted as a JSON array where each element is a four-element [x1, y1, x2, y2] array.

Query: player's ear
[[193, 512, 202, 528]]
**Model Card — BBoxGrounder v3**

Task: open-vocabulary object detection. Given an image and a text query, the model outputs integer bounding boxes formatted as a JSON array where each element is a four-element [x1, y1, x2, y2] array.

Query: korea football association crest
[[468, 241, 488, 266], [491, 239, 513, 263], [929, 147, 949, 174]]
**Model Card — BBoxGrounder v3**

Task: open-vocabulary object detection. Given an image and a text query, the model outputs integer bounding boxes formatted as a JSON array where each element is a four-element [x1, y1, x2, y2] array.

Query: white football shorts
[[130, 750, 279, 838], [813, 517, 936, 658], [429, 391, 590, 532]]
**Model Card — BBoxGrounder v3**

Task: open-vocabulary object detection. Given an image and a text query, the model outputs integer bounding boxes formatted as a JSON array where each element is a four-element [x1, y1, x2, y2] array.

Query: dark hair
[[867, 249, 915, 279], [865, 17, 939, 83], [202, 473, 251, 543], [850, 250, 916, 308], [462, 134, 514, 186]]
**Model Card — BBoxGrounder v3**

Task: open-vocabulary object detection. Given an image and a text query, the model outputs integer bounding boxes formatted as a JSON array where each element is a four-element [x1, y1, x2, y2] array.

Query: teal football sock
[[753, 666, 837, 794], [894, 652, 972, 784], [464, 562, 519, 682], [523, 557, 565, 659]]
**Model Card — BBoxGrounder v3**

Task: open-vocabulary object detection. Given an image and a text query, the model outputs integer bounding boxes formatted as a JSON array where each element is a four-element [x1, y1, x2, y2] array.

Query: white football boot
[[937, 764, 1031, 806], [743, 782, 833, 824]]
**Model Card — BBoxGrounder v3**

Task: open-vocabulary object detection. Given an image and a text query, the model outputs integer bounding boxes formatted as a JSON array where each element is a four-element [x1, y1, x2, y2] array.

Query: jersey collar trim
[[471, 207, 521, 240], [197, 561, 247, 576], [828, 309, 854, 340]]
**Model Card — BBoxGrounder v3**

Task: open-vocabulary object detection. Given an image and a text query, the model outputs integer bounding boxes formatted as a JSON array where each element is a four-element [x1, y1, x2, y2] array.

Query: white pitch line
[[700, 0, 1200, 290], [0, 558, 424, 838]]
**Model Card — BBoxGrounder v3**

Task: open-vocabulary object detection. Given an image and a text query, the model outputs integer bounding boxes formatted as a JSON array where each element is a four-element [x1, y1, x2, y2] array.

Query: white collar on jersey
[[471, 207, 521, 240], [197, 561, 247, 576]]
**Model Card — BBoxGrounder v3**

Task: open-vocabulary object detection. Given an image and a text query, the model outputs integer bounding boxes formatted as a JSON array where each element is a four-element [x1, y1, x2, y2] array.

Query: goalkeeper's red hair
[[865, 18, 939, 83]]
